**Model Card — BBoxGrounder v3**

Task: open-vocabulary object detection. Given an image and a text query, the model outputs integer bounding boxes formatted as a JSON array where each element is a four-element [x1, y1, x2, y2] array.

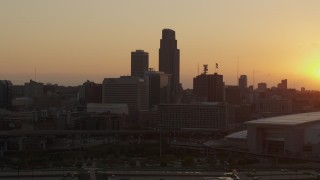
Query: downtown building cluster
[[1, 29, 320, 133], [0, 29, 230, 132], [101, 29, 230, 130], [1, 29, 320, 159]]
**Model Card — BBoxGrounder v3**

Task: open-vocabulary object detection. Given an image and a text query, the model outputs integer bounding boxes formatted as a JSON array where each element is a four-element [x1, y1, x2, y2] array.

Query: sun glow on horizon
[[305, 59, 320, 80], [315, 68, 320, 79], [1, 0, 320, 90]]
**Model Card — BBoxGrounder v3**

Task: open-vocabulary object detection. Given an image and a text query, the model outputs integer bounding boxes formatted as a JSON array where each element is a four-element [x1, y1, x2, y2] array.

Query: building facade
[[238, 75, 248, 90], [79, 80, 102, 104], [277, 79, 288, 90], [226, 112, 320, 161], [102, 76, 147, 115], [24, 80, 43, 98], [193, 73, 225, 102], [0, 80, 13, 110], [257, 82, 267, 92], [225, 85, 241, 105], [144, 70, 171, 109], [159, 29, 180, 102], [256, 98, 292, 116], [159, 103, 229, 130], [131, 50, 149, 78], [245, 112, 320, 159]]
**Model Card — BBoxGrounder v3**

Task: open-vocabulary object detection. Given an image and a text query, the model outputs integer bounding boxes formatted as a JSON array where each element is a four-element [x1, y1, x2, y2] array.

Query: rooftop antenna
[[237, 57, 239, 84], [215, 63, 219, 74], [34, 68, 37, 81], [203, 64, 208, 75]]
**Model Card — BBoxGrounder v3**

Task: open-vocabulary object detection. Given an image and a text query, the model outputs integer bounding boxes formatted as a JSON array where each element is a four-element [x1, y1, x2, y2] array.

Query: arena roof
[[225, 130, 247, 140], [245, 112, 320, 126]]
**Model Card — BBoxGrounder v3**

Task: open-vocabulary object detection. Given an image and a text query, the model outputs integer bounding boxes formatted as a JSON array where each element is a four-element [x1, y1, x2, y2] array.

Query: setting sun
[[315, 68, 320, 78], [306, 60, 320, 80]]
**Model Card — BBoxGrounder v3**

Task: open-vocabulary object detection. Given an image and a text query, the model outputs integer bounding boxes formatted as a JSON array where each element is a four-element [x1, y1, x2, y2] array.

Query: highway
[[0, 169, 79, 179], [0, 130, 159, 137], [0, 168, 319, 180], [0, 128, 226, 137]]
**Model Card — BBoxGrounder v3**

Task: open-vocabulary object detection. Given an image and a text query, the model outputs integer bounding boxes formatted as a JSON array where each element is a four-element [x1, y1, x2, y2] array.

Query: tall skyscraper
[[0, 80, 13, 110], [238, 75, 248, 90], [193, 73, 225, 102], [238, 75, 249, 103], [159, 29, 180, 102], [131, 50, 149, 78]]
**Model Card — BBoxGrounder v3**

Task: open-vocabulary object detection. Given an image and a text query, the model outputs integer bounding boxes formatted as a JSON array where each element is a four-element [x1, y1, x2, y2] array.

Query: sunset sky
[[1, 0, 320, 90]]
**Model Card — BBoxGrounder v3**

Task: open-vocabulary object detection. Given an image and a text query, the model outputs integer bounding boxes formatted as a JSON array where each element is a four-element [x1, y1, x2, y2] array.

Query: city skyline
[[1, 0, 320, 90]]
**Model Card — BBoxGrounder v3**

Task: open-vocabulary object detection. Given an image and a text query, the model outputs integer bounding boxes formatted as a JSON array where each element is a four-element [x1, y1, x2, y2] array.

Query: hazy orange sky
[[1, 0, 320, 90]]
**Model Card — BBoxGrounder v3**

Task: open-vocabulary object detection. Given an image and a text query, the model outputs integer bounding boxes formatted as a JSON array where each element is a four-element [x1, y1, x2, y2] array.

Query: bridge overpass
[[0, 129, 226, 153], [0, 130, 159, 137], [0, 128, 226, 137]]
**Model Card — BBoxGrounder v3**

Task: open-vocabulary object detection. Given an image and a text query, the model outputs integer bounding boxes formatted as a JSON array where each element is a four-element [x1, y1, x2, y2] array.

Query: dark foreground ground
[[0, 167, 320, 180]]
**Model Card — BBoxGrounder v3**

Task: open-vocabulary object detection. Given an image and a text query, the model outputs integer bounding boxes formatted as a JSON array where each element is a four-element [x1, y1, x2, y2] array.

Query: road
[[0, 168, 318, 180], [0, 170, 79, 180]]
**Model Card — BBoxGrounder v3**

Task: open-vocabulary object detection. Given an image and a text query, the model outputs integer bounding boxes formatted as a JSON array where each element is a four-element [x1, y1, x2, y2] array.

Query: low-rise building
[[87, 103, 128, 115], [226, 112, 320, 160], [255, 97, 292, 116], [159, 103, 230, 130]]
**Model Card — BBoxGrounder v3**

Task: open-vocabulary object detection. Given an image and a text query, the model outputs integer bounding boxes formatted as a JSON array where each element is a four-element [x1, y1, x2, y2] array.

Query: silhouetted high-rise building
[[131, 50, 149, 78], [25, 80, 43, 98], [159, 29, 180, 102], [225, 85, 241, 105], [0, 80, 13, 109], [102, 76, 147, 115], [238, 75, 248, 102], [238, 75, 248, 90], [257, 82, 267, 92], [144, 69, 171, 109], [12, 85, 25, 98], [277, 79, 287, 90], [193, 73, 225, 102], [79, 80, 102, 104]]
